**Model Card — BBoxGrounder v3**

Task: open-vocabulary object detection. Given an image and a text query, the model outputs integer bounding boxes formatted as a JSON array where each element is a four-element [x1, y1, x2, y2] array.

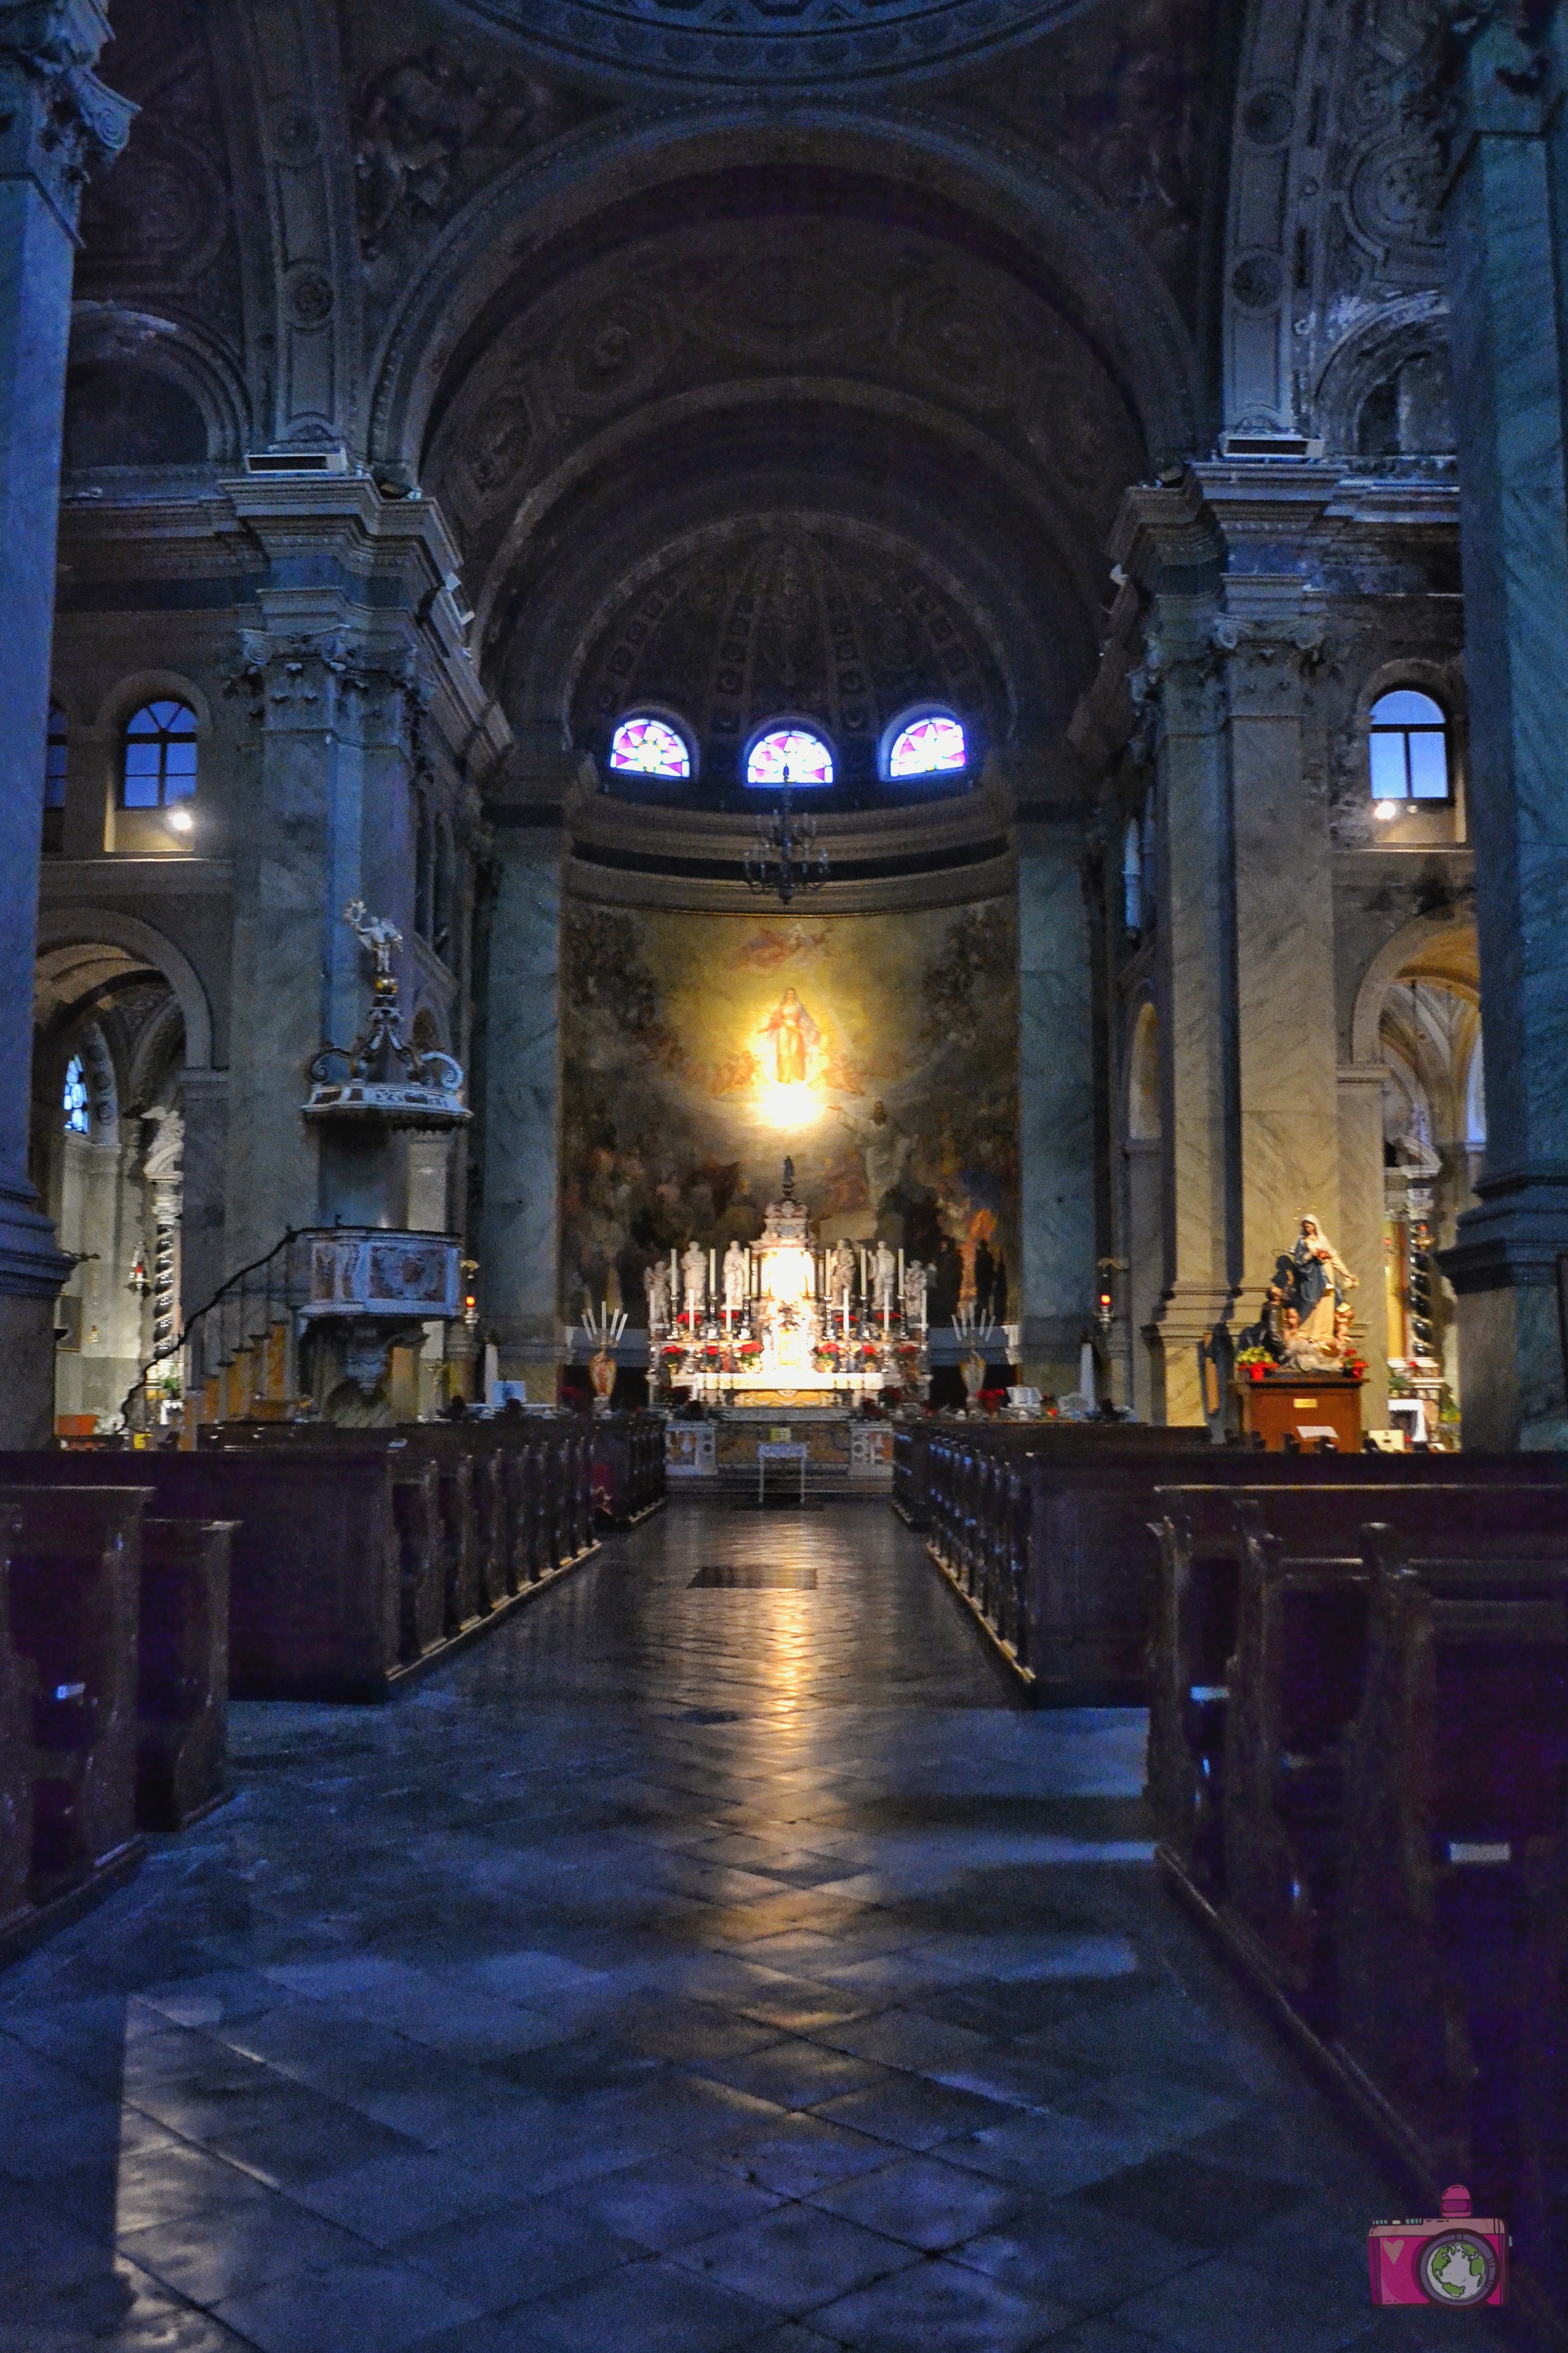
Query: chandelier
[[743, 772, 829, 907]]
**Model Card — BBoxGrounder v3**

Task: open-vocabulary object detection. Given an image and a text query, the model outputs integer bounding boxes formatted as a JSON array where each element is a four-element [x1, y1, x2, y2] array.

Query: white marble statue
[[902, 1259, 929, 1327], [681, 1239, 707, 1315], [343, 899, 402, 979], [829, 1238, 857, 1302], [872, 1239, 897, 1315], [644, 1258, 670, 1331], [722, 1238, 749, 1313], [143, 1106, 184, 1182]]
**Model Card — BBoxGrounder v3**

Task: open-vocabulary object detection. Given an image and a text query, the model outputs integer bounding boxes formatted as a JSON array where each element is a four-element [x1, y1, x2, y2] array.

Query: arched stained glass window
[[888, 713, 968, 778], [63, 1055, 90, 1136], [609, 715, 691, 779], [746, 726, 834, 787], [1369, 690, 1449, 805], [45, 703, 68, 810], [122, 700, 198, 809]]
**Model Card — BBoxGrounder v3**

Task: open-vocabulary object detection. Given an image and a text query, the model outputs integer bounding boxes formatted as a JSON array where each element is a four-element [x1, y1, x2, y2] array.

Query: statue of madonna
[[1280, 1213, 1358, 1369]]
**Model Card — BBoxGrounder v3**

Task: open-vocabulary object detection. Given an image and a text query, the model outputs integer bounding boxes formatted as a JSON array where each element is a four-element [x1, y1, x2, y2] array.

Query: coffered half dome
[[571, 524, 1008, 803]]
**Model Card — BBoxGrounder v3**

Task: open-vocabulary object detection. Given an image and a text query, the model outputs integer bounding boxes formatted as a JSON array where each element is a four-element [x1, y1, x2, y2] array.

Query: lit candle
[[709, 1248, 716, 1301]]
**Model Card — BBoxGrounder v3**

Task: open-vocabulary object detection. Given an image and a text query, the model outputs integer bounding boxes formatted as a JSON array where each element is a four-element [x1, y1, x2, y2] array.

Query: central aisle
[[0, 1505, 1507, 2351]]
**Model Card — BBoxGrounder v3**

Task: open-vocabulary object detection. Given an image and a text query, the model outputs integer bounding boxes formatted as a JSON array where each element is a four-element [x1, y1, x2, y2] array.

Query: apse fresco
[[560, 900, 1019, 1328]]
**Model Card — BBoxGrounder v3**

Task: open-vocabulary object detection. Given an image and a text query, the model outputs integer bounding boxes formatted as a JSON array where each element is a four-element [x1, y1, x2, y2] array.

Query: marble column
[[1017, 822, 1096, 1394], [220, 481, 479, 1268], [0, 4, 132, 1440], [1336, 1064, 1389, 1426], [477, 827, 564, 1395], [1220, 585, 1341, 1295], [1435, 10, 1568, 1445]]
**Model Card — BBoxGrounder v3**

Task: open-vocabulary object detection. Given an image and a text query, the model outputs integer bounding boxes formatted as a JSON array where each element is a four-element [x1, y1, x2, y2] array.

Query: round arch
[[35, 909, 216, 1072], [367, 104, 1199, 475], [1350, 911, 1479, 1070]]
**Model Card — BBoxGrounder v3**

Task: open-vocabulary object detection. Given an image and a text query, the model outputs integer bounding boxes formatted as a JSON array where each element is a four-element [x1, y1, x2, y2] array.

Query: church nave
[[0, 1507, 1508, 2353]]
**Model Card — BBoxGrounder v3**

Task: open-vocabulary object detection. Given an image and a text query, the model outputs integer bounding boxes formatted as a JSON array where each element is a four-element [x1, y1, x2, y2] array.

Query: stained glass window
[[1368, 690, 1449, 804], [888, 713, 968, 777], [122, 700, 198, 809], [746, 727, 834, 787], [45, 704, 68, 810], [63, 1055, 89, 1135], [609, 715, 691, 779]]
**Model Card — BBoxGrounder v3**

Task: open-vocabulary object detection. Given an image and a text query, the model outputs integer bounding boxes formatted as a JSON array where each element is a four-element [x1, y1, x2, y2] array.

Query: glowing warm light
[[166, 806, 194, 834], [756, 1080, 823, 1132], [1373, 800, 1397, 821]]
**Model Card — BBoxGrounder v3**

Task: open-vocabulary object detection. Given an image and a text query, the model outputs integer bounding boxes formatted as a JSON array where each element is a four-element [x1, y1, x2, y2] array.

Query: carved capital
[[0, 0, 136, 232], [1212, 614, 1328, 716], [226, 625, 430, 747]]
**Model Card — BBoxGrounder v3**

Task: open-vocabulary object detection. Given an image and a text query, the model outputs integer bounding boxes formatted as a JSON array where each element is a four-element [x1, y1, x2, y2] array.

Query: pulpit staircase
[[123, 1230, 309, 1442]]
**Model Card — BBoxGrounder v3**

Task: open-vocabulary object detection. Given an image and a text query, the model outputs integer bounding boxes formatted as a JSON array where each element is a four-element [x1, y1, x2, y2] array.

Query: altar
[[665, 1405, 894, 1488], [647, 1160, 928, 1403]]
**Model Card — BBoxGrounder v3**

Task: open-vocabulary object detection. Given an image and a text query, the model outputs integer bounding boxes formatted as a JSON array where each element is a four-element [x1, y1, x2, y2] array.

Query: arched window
[[44, 703, 68, 811], [1122, 818, 1142, 934], [887, 712, 968, 778], [1369, 690, 1449, 808], [122, 700, 198, 809], [609, 714, 692, 779], [746, 725, 834, 787], [62, 1055, 90, 1136]]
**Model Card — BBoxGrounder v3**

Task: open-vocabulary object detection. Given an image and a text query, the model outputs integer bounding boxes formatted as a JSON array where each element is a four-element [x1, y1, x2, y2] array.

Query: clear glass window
[[1368, 690, 1450, 804], [888, 713, 968, 778], [63, 1055, 89, 1135], [122, 700, 199, 808], [45, 703, 68, 810], [609, 714, 692, 779], [746, 726, 834, 787]]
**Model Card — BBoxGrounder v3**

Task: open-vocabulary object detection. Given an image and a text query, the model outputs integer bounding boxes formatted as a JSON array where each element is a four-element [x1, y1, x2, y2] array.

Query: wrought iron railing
[[121, 1228, 309, 1436]]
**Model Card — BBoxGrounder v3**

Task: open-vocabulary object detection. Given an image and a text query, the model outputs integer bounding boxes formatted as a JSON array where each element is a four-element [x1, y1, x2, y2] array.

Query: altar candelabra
[[582, 1300, 628, 1408], [952, 1306, 996, 1409], [742, 775, 829, 908]]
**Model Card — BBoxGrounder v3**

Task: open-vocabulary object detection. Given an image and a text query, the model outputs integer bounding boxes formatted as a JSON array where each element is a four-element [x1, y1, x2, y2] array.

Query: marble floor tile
[[810, 2254, 1069, 2350], [0, 1502, 1529, 2352], [669, 2201, 918, 2313]]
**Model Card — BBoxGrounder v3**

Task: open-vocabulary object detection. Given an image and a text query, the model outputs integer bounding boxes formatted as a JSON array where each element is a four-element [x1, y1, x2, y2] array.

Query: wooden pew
[[589, 1411, 667, 1528], [135, 1516, 233, 1832], [1335, 1530, 1568, 2300], [0, 1454, 405, 1702], [0, 1486, 146, 1906], [1148, 1471, 1568, 1887]]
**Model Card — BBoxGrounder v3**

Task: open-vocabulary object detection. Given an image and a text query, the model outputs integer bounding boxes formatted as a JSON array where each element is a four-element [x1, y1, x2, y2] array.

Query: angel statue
[[344, 899, 402, 980]]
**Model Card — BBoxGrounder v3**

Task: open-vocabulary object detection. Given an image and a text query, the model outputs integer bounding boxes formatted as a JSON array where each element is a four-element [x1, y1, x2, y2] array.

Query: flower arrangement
[[978, 1387, 1008, 1415], [736, 1337, 762, 1364], [811, 1342, 842, 1371], [660, 1340, 686, 1364], [1234, 1344, 1274, 1369]]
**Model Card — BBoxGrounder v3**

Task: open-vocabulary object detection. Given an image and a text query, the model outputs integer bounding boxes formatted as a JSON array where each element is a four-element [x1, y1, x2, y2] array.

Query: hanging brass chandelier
[[743, 773, 829, 907]]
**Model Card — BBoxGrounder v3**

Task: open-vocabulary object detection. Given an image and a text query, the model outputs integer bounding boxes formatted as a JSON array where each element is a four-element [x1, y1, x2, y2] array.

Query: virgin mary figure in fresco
[[762, 987, 819, 1085]]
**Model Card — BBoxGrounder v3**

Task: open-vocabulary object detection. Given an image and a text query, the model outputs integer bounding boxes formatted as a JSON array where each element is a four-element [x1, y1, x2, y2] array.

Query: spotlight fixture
[[1373, 800, 1397, 822], [166, 805, 194, 835]]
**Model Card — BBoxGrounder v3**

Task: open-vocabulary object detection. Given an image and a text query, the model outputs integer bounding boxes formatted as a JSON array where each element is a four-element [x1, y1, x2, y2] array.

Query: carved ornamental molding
[[0, 0, 135, 234]]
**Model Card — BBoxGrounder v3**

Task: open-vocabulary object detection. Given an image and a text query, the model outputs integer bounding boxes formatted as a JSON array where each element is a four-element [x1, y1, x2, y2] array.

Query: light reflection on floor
[[0, 1501, 1518, 2350]]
